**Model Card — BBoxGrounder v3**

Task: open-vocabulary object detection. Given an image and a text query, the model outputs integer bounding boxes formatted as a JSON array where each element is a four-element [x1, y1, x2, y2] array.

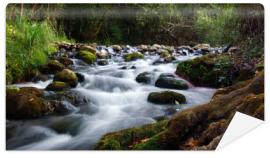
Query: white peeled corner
[[216, 112, 264, 150]]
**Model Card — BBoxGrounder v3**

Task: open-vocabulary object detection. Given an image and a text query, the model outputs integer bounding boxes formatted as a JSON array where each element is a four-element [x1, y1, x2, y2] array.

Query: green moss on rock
[[133, 131, 167, 150], [124, 52, 144, 62], [46, 81, 70, 91], [53, 69, 78, 87], [95, 120, 168, 150], [176, 54, 235, 88], [76, 50, 97, 64]]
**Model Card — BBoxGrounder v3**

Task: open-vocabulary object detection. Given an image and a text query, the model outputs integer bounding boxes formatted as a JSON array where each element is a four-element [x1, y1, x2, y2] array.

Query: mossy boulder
[[135, 72, 155, 84], [176, 54, 235, 88], [40, 60, 65, 74], [6, 87, 53, 119], [53, 69, 78, 87], [45, 81, 70, 91], [95, 120, 168, 150], [124, 52, 144, 62], [155, 73, 189, 90], [147, 91, 186, 105], [76, 50, 96, 64]]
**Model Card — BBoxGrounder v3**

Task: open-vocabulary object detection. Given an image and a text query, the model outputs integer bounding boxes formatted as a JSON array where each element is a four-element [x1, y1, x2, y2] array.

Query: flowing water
[[7, 46, 216, 150]]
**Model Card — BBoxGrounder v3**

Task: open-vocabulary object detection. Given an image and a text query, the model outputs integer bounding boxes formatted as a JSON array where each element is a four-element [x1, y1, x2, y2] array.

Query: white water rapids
[[7, 49, 216, 150]]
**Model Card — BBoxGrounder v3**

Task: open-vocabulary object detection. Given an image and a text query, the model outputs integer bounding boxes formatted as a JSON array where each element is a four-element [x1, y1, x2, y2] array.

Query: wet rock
[[40, 60, 65, 74], [193, 43, 210, 54], [53, 69, 78, 87], [112, 45, 122, 52], [177, 46, 194, 52], [152, 58, 165, 65], [124, 52, 144, 62], [155, 73, 189, 90], [149, 46, 158, 52], [193, 43, 210, 50], [164, 46, 175, 53], [51, 100, 78, 115], [135, 72, 155, 84], [46, 81, 70, 91], [57, 57, 73, 67], [57, 41, 74, 51], [75, 72, 85, 82], [153, 44, 161, 49], [44, 90, 90, 106], [158, 49, 169, 56], [97, 59, 109, 66], [6, 86, 53, 119], [119, 66, 128, 70], [75, 50, 97, 64], [138, 44, 148, 52], [80, 45, 96, 54], [97, 49, 109, 59], [147, 91, 186, 105], [130, 66, 136, 69]]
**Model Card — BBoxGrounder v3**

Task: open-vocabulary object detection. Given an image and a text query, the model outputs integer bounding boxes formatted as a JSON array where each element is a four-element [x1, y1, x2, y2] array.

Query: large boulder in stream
[[155, 73, 189, 90], [75, 50, 97, 64], [6, 86, 54, 119], [124, 52, 144, 62], [96, 71, 264, 150], [135, 72, 155, 84], [176, 54, 238, 88], [147, 91, 186, 105], [53, 69, 78, 88]]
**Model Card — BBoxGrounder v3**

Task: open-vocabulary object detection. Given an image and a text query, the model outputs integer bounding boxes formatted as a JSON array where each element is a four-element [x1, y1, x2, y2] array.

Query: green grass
[[6, 17, 70, 84]]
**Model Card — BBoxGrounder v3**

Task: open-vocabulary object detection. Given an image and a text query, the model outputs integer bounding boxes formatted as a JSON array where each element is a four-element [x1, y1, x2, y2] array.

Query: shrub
[[6, 17, 69, 84]]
